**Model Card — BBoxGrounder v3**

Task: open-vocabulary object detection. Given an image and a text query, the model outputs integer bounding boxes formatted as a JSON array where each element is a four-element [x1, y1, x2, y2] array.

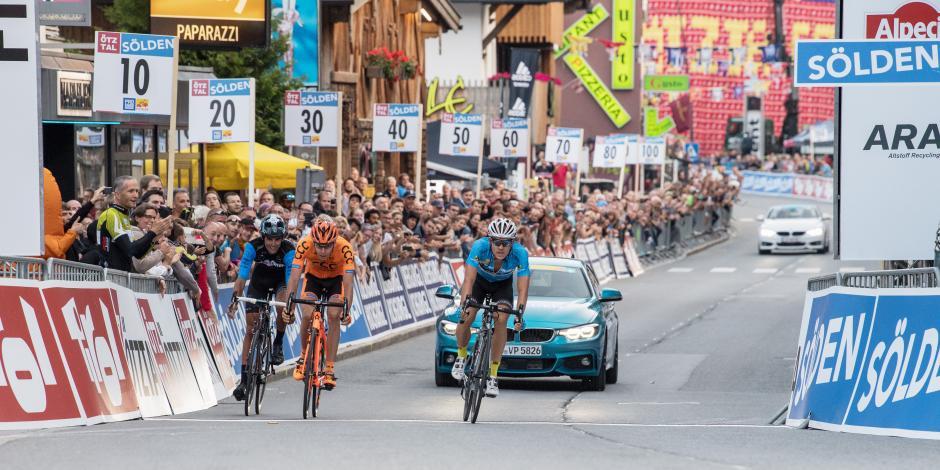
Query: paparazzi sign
[[438, 113, 483, 157], [489, 118, 529, 158], [284, 90, 340, 147], [92, 31, 176, 115], [372, 103, 420, 152], [188, 78, 254, 143], [834, 0, 940, 260], [1, 0, 44, 255], [546, 127, 583, 164]]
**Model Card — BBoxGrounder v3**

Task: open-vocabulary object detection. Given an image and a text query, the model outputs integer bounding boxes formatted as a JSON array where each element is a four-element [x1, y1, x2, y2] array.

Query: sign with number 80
[[284, 91, 340, 147], [188, 78, 254, 143]]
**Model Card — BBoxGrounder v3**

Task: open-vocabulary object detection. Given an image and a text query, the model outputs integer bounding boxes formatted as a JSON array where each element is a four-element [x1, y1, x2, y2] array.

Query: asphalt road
[[3, 194, 938, 469]]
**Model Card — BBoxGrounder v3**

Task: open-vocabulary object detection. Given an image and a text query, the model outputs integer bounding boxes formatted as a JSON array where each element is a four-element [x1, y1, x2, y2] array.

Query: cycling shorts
[[244, 284, 287, 314], [469, 276, 513, 307], [302, 273, 344, 300]]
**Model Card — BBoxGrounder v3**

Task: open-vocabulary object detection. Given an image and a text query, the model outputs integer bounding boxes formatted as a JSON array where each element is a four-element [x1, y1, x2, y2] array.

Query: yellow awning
[[206, 142, 322, 191]]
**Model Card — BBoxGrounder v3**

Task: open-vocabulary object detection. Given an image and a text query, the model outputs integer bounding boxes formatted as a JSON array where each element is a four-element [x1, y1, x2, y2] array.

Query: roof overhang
[[423, 0, 462, 32]]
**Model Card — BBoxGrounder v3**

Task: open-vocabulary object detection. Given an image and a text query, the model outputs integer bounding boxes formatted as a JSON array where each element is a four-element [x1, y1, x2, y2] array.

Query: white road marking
[[710, 267, 737, 273], [668, 267, 694, 273], [839, 267, 866, 273], [145, 417, 784, 429], [617, 402, 701, 406], [795, 268, 822, 274], [752, 268, 778, 274]]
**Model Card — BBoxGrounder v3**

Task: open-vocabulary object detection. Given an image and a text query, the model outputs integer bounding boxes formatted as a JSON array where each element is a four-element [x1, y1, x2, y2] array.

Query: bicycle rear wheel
[[253, 329, 272, 415], [302, 330, 317, 419]]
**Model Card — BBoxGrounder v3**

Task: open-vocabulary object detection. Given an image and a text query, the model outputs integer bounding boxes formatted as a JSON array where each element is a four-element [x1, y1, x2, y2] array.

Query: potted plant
[[365, 47, 394, 79]]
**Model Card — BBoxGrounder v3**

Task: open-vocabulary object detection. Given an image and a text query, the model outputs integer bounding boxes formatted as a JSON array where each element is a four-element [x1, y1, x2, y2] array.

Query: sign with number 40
[[372, 103, 421, 152], [188, 78, 254, 143]]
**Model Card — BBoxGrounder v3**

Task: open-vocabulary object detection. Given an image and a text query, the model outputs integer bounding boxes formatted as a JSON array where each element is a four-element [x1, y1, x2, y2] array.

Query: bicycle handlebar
[[236, 297, 287, 308], [290, 297, 348, 310], [463, 298, 522, 318]]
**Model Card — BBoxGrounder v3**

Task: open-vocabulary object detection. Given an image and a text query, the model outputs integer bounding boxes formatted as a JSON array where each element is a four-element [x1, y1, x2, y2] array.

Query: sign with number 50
[[92, 31, 176, 115], [188, 78, 254, 143]]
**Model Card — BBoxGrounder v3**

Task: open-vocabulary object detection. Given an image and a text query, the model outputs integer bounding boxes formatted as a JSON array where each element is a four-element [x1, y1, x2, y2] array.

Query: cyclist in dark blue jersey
[[451, 218, 530, 397]]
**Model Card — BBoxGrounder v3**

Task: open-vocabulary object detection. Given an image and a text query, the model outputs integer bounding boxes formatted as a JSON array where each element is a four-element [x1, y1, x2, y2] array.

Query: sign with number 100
[[545, 127, 583, 164], [490, 118, 529, 158], [439, 113, 483, 157], [640, 136, 666, 165], [372, 103, 420, 152], [188, 78, 254, 143], [284, 91, 339, 147], [92, 31, 176, 115]]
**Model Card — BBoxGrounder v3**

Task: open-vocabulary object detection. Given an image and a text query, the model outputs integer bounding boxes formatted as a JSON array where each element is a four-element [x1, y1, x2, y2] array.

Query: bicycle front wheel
[[470, 331, 492, 424], [254, 329, 272, 415], [244, 327, 262, 416], [311, 332, 326, 418], [302, 330, 317, 420]]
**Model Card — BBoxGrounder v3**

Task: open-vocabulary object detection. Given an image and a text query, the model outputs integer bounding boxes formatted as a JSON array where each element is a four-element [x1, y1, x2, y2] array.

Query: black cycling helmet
[[260, 214, 287, 238]]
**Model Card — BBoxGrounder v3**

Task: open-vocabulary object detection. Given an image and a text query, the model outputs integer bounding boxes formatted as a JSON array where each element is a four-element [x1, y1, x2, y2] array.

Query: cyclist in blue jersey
[[451, 217, 530, 397], [228, 215, 295, 401]]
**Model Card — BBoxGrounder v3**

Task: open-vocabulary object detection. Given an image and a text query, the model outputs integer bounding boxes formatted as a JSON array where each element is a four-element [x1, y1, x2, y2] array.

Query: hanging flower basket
[[365, 65, 385, 79], [365, 47, 418, 80]]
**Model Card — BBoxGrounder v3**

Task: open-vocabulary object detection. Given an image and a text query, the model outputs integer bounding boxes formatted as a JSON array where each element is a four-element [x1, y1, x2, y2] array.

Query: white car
[[757, 204, 830, 255]]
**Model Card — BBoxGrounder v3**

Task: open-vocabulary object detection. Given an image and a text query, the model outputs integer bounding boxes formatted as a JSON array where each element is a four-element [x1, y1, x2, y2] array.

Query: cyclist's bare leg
[[298, 300, 315, 354], [325, 294, 344, 363], [275, 288, 289, 334], [489, 307, 511, 367], [454, 306, 479, 350], [241, 311, 259, 364]]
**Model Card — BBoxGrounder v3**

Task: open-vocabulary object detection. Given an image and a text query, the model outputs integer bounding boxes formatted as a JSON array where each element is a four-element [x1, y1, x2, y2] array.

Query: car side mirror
[[756, 214, 766, 222], [435, 284, 457, 300], [600, 288, 623, 303]]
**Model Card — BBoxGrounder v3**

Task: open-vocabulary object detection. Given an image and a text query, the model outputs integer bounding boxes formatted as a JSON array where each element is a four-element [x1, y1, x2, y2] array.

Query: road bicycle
[[235, 295, 285, 416], [290, 296, 348, 419], [459, 296, 522, 424]]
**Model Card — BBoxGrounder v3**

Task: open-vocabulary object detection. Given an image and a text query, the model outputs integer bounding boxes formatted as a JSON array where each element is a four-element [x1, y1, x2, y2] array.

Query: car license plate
[[503, 344, 542, 357], [783, 237, 799, 243]]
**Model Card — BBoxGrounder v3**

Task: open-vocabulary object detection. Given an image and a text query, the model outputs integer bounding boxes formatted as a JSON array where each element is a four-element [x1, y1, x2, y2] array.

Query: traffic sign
[[1, 0, 43, 255], [685, 142, 700, 162], [372, 103, 421, 152], [284, 90, 340, 147], [438, 113, 483, 157], [92, 31, 176, 115], [489, 118, 529, 157], [188, 78, 254, 143], [593, 135, 627, 168], [545, 127, 583, 164], [640, 137, 666, 165]]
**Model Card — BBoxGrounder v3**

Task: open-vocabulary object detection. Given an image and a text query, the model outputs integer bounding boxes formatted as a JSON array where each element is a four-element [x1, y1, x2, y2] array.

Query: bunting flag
[[760, 44, 779, 63], [666, 47, 686, 68], [698, 47, 713, 70], [730, 47, 747, 65]]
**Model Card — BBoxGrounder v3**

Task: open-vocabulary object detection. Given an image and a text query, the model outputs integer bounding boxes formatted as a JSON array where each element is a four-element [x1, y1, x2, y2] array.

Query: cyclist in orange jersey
[[286, 215, 355, 389]]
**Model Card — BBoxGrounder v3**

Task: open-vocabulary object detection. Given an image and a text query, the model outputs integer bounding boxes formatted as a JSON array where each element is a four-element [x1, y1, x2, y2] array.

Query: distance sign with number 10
[[284, 91, 340, 147], [92, 31, 176, 115], [489, 118, 529, 158], [438, 113, 483, 157], [188, 78, 254, 143]]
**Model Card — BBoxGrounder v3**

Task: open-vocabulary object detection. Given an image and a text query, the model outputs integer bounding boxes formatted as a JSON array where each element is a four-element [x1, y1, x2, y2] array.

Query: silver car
[[757, 204, 830, 255]]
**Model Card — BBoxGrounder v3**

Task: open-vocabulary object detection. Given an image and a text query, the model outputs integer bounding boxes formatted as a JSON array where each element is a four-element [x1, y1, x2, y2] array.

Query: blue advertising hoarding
[[788, 287, 940, 439], [272, 0, 319, 86]]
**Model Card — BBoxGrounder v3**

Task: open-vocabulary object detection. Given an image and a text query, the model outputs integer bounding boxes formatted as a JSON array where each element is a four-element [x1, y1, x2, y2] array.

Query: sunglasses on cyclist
[[491, 239, 513, 248], [264, 236, 284, 242], [314, 242, 335, 250]]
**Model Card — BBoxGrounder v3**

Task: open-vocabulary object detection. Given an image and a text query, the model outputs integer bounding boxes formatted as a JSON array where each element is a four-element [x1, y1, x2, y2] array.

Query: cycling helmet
[[260, 214, 287, 238], [311, 217, 339, 244], [487, 217, 517, 240]]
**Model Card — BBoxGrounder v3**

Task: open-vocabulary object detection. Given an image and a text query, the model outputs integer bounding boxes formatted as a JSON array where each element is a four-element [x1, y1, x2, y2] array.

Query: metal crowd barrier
[[627, 207, 733, 261], [808, 268, 940, 291], [0, 256, 186, 296]]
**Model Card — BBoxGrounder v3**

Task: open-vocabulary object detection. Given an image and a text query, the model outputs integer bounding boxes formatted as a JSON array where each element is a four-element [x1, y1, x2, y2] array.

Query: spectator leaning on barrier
[[95, 176, 173, 272]]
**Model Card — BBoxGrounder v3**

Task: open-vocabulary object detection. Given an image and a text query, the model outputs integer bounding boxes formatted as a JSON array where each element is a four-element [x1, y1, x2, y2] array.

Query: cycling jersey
[[465, 237, 530, 283], [96, 204, 156, 272], [293, 234, 356, 279], [238, 238, 295, 292]]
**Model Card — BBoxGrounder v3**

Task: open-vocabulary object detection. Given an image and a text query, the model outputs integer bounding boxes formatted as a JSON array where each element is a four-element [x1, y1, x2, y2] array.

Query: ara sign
[[795, 39, 940, 86], [787, 287, 940, 440]]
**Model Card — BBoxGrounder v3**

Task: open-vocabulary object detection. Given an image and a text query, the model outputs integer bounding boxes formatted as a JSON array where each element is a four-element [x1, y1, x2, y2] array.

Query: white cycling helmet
[[487, 217, 518, 240]]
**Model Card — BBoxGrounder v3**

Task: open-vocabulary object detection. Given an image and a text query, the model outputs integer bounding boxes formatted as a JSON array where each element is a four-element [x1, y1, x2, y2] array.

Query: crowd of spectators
[[46, 158, 739, 307], [715, 153, 833, 177]]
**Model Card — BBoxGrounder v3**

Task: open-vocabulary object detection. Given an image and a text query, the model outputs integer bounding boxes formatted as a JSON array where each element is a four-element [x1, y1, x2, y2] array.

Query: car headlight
[[806, 227, 824, 237], [558, 324, 600, 342], [760, 228, 777, 238], [440, 320, 478, 336]]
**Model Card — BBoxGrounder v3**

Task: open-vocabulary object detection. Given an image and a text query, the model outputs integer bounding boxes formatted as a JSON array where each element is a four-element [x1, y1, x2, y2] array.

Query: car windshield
[[514, 265, 592, 298], [768, 206, 817, 219]]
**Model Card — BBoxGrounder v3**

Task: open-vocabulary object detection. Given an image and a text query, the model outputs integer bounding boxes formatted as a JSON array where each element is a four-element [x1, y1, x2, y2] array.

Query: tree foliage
[[104, 0, 302, 148]]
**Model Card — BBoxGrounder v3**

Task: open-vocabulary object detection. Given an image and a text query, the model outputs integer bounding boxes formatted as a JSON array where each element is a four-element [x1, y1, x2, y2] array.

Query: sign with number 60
[[489, 118, 529, 158], [284, 91, 340, 147], [188, 78, 254, 143], [92, 31, 177, 115]]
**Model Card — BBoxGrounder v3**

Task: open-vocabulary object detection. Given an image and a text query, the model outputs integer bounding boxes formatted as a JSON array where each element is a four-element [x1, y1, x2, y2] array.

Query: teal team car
[[434, 257, 622, 391]]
